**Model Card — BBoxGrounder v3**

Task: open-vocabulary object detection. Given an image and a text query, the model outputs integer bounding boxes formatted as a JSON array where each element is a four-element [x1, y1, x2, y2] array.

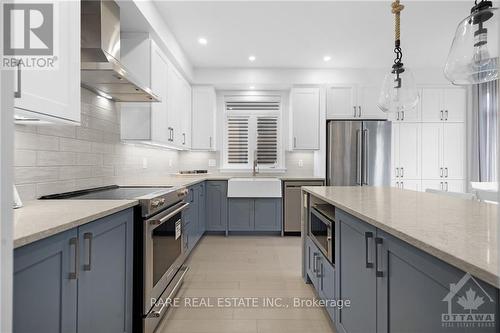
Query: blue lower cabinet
[[77, 209, 134, 333], [228, 198, 282, 232], [14, 229, 78, 333], [183, 182, 206, 254], [13, 208, 134, 333], [206, 181, 228, 232], [376, 230, 498, 333], [305, 236, 335, 322], [336, 209, 499, 333], [336, 210, 377, 333], [228, 199, 254, 231], [254, 199, 281, 231]]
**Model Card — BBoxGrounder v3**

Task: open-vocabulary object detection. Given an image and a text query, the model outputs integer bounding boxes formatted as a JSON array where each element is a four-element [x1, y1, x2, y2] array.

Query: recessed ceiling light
[[323, 56, 332, 62], [198, 37, 208, 45], [248, 55, 256, 62]]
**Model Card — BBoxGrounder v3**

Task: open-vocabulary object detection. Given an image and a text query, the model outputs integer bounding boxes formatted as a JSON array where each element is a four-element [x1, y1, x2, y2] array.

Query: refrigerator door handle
[[362, 129, 369, 185], [356, 129, 362, 185]]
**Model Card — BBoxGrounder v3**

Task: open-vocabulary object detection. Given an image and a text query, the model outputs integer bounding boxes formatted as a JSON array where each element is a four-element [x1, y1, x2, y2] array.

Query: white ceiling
[[152, 1, 472, 70]]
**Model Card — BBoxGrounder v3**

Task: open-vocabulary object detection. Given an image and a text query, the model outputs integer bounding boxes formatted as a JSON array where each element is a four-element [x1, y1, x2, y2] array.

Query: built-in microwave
[[309, 205, 334, 264]]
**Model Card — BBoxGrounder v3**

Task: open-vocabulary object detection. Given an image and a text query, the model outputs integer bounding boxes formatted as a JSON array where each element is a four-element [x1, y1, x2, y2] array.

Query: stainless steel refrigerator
[[327, 120, 391, 186]]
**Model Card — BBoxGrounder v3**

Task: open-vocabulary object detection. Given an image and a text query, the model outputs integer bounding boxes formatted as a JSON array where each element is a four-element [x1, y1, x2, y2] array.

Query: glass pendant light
[[378, 0, 419, 113], [444, 1, 498, 85]]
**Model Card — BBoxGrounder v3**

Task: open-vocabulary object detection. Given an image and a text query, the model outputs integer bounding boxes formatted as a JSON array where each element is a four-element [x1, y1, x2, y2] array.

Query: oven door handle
[[147, 202, 190, 227], [148, 266, 189, 318]]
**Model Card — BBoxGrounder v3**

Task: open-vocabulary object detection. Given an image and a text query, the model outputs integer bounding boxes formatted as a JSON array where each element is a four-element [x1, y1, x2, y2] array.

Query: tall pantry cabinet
[[391, 87, 466, 193]]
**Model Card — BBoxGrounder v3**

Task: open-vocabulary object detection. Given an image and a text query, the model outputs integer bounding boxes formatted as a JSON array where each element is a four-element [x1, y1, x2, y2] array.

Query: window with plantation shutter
[[223, 95, 283, 170], [227, 116, 249, 164], [256, 116, 278, 164]]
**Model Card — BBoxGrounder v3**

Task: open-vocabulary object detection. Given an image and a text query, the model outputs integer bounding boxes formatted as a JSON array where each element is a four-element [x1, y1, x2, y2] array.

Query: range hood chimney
[[81, 0, 159, 102]]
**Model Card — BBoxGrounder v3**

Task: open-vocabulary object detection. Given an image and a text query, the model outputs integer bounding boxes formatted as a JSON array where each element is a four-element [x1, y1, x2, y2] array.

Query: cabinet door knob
[[445, 110, 449, 121], [440, 110, 444, 121], [358, 105, 362, 117]]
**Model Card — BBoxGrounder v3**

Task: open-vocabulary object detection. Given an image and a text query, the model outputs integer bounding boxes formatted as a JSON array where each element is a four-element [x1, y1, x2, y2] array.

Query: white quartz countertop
[[14, 200, 138, 248], [302, 186, 499, 288]]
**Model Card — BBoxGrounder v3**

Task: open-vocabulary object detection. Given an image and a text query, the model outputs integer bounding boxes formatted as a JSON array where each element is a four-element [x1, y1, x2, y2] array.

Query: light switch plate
[[298, 160, 304, 168], [142, 157, 148, 169], [208, 159, 216, 167]]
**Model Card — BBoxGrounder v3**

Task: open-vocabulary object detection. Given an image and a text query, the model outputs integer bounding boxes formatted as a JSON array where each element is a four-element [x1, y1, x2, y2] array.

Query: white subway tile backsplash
[[74, 177, 104, 189], [14, 88, 180, 201], [14, 150, 37, 166], [15, 167, 59, 184], [60, 138, 92, 152], [91, 166, 114, 177], [16, 131, 59, 151], [59, 166, 93, 180], [37, 151, 77, 166], [76, 153, 102, 166], [76, 127, 103, 142], [36, 180, 76, 197], [91, 142, 114, 154], [37, 125, 76, 138]]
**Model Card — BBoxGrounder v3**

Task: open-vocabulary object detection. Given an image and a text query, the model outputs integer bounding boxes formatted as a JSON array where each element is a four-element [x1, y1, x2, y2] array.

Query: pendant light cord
[[391, 0, 405, 88]]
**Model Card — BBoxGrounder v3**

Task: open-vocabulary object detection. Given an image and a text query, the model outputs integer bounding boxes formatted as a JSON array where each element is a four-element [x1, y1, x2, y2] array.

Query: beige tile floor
[[157, 235, 336, 333]]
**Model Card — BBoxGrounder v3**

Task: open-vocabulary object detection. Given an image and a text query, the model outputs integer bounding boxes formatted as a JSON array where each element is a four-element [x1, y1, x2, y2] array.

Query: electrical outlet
[[142, 157, 148, 169], [168, 158, 173, 167], [298, 159, 304, 168], [208, 159, 216, 167]]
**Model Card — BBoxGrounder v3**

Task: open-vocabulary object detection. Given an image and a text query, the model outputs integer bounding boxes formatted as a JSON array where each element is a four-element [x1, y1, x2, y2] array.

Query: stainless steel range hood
[[81, 0, 160, 102]]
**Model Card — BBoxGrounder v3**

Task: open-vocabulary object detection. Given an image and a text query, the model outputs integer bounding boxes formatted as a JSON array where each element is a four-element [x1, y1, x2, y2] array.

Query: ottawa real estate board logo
[[441, 273, 496, 329], [1, 1, 59, 70]]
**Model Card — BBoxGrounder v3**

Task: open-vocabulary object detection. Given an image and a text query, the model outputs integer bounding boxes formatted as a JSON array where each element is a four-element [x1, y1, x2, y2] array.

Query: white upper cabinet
[[327, 85, 387, 119], [181, 81, 192, 149], [290, 87, 320, 150], [443, 88, 466, 122], [421, 87, 466, 122], [191, 86, 216, 151], [121, 36, 192, 149], [150, 43, 170, 144], [357, 86, 387, 119], [14, 0, 80, 124], [389, 89, 421, 123], [326, 86, 356, 118]]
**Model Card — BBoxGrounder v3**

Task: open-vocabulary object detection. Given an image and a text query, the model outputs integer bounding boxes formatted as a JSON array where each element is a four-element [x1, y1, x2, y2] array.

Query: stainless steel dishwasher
[[283, 180, 324, 235]]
